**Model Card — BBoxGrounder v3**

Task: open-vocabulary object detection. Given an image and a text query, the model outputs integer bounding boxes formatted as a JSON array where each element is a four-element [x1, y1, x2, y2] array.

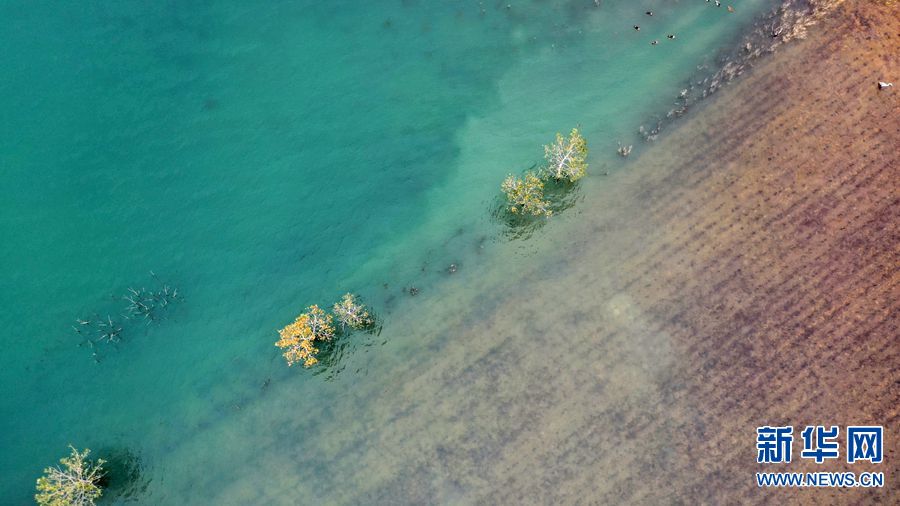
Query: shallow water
[[0, 1, 776, 503]]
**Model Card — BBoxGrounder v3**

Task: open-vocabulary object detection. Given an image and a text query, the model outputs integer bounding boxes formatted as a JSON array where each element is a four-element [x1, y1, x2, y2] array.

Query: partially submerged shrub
[[275, 305, 335, 367], [35, 446, 105, 506], [501, 172, 552, 217], [332, 293, 373, 331], [499, 127, 588, 219], [543, 128, 588, 182], [276, 293, 380, 370]]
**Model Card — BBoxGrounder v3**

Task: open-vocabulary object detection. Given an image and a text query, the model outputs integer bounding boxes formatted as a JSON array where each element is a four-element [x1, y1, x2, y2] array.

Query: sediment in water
[[278, 1, 898, 503], [146, 1, 896, 503]]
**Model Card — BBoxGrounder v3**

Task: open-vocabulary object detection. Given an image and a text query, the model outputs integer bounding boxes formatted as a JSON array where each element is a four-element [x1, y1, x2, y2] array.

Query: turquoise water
[[0, 1, 775, 503]]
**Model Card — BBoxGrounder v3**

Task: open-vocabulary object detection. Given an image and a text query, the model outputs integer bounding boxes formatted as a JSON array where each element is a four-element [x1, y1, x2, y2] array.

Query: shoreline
[[490, 1, 899, 502], [8, 1, 893, 502], [291, 0, 898, 503], [0, 3, 804, 502], [635, 0, 847, 143]]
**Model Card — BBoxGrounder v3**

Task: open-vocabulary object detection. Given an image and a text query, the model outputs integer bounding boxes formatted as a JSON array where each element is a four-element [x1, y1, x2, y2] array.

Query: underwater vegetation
[[71, 272, 181, 362]]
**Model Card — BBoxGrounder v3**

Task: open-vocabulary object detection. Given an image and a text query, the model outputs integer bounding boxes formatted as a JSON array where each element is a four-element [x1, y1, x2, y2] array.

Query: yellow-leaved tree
[[35, 446, 105, 506], [275, 305, 334, 367], [501, 172, 552, 217], [500, 127, 588, 218]]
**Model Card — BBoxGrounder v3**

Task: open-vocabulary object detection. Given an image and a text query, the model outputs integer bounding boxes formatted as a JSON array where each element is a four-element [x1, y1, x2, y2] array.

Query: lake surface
[[0, 1, 777, 503]]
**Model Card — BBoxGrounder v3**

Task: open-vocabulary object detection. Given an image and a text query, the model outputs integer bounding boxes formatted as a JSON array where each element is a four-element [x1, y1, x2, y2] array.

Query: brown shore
[[567, 1, 899, 503], [256, 1, 898, 504], [529, 0, 900, 499]]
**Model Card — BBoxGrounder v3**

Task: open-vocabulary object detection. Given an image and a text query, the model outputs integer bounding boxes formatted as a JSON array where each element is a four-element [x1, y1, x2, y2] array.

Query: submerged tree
[[501, 172, 552, 217], [35, 446, 105, 506], [543, 128, 588, 182], [332, 293, 373, 331], [72, 272, 182, 363], [498, 127, 589, 221], [123, 282, 179, 323], [275, 305, 335, 367]]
